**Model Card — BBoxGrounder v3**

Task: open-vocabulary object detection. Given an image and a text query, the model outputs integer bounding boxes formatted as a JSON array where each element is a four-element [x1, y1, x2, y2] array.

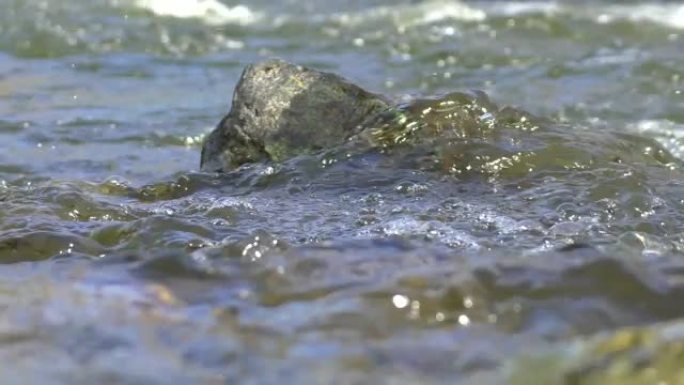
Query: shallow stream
[[2, 0, 684, 383]]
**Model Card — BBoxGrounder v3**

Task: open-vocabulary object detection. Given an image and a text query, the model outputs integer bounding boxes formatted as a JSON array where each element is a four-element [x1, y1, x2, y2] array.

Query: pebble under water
[[2, 0, 684, 383]]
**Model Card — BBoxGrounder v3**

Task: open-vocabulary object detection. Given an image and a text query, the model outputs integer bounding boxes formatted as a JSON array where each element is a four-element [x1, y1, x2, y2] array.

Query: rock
[[201, 59, 677, 179], [200, 58, 390, 172], [508, 321, 684, 385]]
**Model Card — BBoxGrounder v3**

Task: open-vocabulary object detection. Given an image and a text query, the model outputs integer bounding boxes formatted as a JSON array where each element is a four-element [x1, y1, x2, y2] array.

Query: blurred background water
[[2, 0, 684, 383]]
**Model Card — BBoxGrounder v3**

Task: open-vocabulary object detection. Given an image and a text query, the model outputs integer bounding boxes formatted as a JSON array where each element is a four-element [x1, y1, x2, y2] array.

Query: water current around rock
[[2, 0, 684, 383]]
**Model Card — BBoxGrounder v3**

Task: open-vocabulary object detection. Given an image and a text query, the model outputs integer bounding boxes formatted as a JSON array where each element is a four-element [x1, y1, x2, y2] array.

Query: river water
[[1, 0, 684, 383]]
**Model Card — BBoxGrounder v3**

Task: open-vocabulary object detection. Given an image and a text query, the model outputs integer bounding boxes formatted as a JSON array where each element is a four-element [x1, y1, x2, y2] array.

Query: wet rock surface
[[202, 60, 680, 180], [200, 59, 390, 172]]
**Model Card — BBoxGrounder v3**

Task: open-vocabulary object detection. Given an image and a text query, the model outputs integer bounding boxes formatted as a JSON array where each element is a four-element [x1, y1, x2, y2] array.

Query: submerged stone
[[200, 59, 390, 172], [509, 321, 684, 385]]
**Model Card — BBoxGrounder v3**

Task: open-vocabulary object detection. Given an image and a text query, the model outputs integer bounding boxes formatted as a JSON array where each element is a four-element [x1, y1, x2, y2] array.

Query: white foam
[[482, 1, 559, 17], [411, 1, 684, 30], [358, 217, 481, 248], [128, 1, 684, 30], [141, 0, 683, 32], [475, 2, 684, 30], [330, 1, 485, 28], [134, 0, 258, 25], [413, 2, 486, 25], [595, 4, 684, 30]]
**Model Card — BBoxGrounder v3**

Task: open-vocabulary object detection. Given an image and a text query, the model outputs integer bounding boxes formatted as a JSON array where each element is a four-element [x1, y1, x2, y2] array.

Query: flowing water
[[2, 0, 684, 383]]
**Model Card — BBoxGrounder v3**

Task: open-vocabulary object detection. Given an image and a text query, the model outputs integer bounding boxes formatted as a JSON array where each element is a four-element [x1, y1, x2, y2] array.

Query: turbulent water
[[2, 0, 684, 383]]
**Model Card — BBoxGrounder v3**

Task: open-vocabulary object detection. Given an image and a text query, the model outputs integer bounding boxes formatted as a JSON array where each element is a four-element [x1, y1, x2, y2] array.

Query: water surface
[[2, 0, 684, 383]]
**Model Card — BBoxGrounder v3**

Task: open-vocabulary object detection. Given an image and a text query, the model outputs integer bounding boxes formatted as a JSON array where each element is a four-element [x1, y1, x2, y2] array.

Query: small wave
[[409, 1, 486, 26], [629, 120, 684, 161], [594, 4, 684, 30], [133, 0, 258, 25], [326, 1, 485, 29], [478, 1, 684, 30]]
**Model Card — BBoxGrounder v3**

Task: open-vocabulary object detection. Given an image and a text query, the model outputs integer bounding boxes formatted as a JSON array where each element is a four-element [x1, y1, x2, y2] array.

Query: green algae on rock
[[200, 59, 390, 172], [509, 321, 684, 385]]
